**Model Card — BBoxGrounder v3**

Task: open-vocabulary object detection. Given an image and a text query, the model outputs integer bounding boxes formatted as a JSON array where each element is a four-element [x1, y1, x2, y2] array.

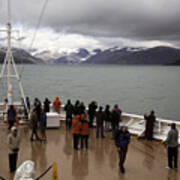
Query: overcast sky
[[0, 0, 180, 56]]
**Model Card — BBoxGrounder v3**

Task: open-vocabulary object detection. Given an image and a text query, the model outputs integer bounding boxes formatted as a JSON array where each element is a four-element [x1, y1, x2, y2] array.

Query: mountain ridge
[[83, 46, 180, 65], [1, 46, 180, 65], [0, 47, 44, 64]]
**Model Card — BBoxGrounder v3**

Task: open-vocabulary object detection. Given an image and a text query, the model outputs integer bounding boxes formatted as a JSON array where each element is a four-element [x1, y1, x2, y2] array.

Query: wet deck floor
[[0, 124, 179, 180]]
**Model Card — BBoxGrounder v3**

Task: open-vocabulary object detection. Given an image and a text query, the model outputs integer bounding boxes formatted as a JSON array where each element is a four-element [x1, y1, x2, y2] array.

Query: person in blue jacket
[[40, 110, 47, 141], [115, 126, 130, 173]]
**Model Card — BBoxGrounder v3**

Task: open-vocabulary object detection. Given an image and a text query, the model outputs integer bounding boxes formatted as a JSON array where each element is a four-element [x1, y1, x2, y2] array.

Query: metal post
[[11, 54, 28, 112], [6, 0, 13, 105], [0, 0, 28, 114], [7, 23, 13, 105], [0, 52, 8, 79]]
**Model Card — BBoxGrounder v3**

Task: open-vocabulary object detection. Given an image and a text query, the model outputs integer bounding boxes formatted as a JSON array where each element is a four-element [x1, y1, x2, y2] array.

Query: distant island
[[1, 46, 180, 65]]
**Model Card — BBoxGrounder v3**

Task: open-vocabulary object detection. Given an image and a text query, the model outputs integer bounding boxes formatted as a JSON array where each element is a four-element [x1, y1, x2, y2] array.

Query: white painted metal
[[46, 112, 61, 128], [0, 0, 28, 110], [121, 113, 180, 143], [50, 108, 180, 143], [47, 105, 180, 143]]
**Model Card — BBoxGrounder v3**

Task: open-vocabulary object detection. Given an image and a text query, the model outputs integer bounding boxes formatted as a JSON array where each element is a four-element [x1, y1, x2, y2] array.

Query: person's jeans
[[168, 147, 178, 168], [73, 134, 79, 149], [118, 148, 128, 168], [96, 126, 104, 138], [81, 135, 88, 149], [9, 152, 18, 172]]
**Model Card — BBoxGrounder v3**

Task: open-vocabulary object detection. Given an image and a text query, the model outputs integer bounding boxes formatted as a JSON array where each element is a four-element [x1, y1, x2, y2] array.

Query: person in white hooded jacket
[[14, 161, 35, 180]]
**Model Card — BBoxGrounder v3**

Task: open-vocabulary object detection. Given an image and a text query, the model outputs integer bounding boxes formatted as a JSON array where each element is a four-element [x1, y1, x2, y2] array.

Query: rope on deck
[[35, 165, 52, 180], [0, 176, 6, 180]]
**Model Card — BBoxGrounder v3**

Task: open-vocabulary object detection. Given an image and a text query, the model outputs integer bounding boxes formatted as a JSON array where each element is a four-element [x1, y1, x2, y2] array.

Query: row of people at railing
[[6, 96, 157, 142]]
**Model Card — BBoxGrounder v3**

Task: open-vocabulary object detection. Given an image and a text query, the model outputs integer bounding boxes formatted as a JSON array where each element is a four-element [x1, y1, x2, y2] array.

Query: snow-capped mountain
[[84, 46, 180, 65], [1, 46, 180, 65], [53, 48, 90, 64]]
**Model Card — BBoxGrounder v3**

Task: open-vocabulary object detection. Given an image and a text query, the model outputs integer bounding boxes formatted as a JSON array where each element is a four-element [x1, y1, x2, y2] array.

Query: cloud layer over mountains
[[0, 0, 180, 56]]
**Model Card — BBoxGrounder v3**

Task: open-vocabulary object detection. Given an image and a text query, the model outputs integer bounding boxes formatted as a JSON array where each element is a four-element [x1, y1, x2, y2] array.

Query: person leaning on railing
[[144, 110, 156, 140]]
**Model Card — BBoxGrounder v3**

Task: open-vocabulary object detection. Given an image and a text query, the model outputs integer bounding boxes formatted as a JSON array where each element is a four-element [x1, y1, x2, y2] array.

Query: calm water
[[0, 65, 180, 120]]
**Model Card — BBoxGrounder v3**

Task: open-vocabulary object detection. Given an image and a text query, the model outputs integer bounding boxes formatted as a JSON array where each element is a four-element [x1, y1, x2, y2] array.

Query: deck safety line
[[35, 165, 52, 180], [0, 176, 5, 180]]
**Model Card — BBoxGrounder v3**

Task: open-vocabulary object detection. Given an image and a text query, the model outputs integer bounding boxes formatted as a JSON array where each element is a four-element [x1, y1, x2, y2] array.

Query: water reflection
[[30, 141, 47, 172], [72, 151, 89, 180], [167, 169, 178, 180], [143, 141, 155, 169], [63, 131, 73, 158]]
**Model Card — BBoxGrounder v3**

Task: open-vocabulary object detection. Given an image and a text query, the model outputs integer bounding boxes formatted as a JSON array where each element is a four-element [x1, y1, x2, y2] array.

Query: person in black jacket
[[111, 107, 120, 139], [115, 126, 130, 173], [43, 98, 51, 113], [34, 98, 42, 123], [79, 102, 86, 114], [144, 111, 156, 140], [74, 100, 81, 115], [104, 105, 111, 131], [64, 99, 74, 130], [96, 106, 105, 138], [88, 101, 97, 128]]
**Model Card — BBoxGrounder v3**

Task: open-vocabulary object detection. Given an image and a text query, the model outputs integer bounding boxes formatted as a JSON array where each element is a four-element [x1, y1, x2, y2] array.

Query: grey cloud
[[1, 0, 180, 43]]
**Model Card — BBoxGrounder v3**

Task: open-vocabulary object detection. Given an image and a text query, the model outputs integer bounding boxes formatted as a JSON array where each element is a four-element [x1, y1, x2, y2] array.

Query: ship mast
[[0, 0, 28, 110], [7, 0, 13, 105]]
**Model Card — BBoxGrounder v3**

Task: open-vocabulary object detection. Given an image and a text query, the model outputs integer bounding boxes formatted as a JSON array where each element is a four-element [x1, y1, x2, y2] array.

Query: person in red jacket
[[72, 115, 82, 150], [80, 113, 89, 149], [53, 96, 61, 113]]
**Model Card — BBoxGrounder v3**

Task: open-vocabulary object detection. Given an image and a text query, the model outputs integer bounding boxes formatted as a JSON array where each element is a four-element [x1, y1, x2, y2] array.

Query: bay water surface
[[0, 65, 180, 120]]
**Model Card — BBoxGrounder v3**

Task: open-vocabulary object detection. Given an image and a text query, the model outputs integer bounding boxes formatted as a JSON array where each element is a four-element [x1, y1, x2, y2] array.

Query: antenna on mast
[[0, 0, 28, 111]]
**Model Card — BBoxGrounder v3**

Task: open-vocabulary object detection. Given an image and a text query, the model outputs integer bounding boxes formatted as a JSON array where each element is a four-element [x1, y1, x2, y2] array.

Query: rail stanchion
[[52, 162, 58, 180]]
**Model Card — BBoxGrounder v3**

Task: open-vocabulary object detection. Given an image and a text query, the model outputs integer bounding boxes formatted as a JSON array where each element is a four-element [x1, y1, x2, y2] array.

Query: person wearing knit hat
[[7, 126, 20, 172]]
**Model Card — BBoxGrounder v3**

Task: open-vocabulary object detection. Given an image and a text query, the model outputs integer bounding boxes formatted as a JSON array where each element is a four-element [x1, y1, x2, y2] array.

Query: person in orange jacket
[[53, 96, 61, 113], [72, 115, 82, 150], [80, 113, 89, 149]]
